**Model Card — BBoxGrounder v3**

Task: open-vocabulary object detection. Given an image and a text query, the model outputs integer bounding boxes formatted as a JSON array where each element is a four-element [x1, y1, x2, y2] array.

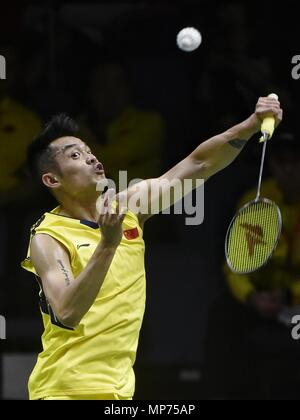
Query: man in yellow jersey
[[21, 97, 282, 400]]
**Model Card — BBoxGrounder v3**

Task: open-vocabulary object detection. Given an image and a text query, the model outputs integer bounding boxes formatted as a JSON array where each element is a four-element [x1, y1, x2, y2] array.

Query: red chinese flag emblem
[[124, 227, 139, 240]]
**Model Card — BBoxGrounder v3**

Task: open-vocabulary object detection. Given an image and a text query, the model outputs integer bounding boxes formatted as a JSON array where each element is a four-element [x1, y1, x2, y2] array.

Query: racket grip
[[259, 93, 279, 143]]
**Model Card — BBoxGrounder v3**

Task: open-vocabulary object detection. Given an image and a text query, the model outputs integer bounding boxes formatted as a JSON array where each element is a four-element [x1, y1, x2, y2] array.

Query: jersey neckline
[[46, 208, 99, 230]]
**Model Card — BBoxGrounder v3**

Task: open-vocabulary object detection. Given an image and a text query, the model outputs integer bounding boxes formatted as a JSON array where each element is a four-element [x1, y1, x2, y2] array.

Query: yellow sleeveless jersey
[[21, 206, 146, 400]]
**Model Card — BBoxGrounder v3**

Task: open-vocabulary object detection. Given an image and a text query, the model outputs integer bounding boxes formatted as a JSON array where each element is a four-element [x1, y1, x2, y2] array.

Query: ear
[[42, 173, 61, 190]]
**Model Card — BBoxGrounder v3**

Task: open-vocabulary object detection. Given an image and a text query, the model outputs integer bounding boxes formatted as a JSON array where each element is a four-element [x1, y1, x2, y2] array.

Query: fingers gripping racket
[[225, 94, 282, 274]]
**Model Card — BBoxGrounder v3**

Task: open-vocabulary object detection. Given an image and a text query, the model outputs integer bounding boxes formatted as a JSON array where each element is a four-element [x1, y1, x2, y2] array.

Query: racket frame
[[225, 197, 283, 274]]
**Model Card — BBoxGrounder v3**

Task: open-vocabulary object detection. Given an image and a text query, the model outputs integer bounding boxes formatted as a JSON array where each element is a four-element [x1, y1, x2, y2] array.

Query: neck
[[59, 193, 100, 223]]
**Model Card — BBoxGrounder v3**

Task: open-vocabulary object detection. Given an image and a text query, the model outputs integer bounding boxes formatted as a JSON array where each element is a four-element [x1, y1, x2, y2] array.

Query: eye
[[87, 150, 92, 155], [71, 152, 81, 158]]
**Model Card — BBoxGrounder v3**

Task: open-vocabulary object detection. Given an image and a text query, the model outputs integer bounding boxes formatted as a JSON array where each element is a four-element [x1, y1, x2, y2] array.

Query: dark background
[[1, 0, 300, 400]]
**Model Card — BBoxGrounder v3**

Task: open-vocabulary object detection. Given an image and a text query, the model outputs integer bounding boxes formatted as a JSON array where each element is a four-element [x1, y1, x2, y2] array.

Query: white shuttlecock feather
[[177, 27, 202, 52]]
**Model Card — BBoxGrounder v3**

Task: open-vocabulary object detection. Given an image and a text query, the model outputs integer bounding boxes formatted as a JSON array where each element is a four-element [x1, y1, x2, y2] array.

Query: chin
[[95, 174, 106, 183]]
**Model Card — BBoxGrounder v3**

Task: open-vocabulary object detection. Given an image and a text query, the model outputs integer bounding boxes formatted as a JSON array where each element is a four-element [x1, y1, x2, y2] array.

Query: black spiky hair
[[26, 113, 79, 186]]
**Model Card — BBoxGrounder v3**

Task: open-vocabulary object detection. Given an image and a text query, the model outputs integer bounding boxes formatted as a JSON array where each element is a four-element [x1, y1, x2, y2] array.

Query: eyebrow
[[61, 144, 90, 154]]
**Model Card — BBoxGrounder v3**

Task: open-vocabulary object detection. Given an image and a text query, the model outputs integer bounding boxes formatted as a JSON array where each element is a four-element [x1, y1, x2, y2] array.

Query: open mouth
[[95, 162, 105, 174]]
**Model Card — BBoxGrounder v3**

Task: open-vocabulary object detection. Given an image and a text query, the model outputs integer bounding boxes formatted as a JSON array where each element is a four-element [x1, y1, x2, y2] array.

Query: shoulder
[[30, 210, 56, 235], [30, 214, 47, 235], [30, 207, 67, 235], [31, 232, 69, 257], [30, 208, 76, 258]]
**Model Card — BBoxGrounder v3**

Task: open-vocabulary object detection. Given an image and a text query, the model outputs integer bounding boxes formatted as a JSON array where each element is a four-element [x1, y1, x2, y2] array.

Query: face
[[43, 137, 106, 199]]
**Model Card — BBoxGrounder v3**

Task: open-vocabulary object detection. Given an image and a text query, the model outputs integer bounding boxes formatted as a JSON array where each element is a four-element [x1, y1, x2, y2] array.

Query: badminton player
[[21, 96, 282, 400]]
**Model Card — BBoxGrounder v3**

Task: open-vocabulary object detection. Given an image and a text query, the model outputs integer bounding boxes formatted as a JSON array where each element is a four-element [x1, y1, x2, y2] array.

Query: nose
[[87, 154, 97, 165]]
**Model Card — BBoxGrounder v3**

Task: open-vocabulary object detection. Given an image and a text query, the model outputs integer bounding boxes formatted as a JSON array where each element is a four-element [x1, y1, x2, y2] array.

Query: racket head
[[225, 198, 282, 274]]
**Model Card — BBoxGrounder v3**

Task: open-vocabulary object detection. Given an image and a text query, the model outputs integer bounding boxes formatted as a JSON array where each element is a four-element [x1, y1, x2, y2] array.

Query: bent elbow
[[56, 308, 82, 330]]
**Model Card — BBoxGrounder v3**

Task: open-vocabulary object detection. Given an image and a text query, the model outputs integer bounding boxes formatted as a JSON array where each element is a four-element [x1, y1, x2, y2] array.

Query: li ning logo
[[240, 223, 267, 257], [0, 55, 6, 80]]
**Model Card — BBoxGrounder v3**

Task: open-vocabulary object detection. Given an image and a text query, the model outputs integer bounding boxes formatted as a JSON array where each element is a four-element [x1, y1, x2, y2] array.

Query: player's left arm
[[117, 96, 282, 224]]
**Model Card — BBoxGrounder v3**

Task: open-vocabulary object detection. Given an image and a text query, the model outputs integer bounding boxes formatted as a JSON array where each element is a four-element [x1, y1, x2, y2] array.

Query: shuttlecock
[[177, 27, 202, 52]]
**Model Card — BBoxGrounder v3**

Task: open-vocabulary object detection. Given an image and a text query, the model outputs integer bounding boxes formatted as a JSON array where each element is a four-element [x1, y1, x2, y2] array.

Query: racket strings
[[226, 200, 281, 273]]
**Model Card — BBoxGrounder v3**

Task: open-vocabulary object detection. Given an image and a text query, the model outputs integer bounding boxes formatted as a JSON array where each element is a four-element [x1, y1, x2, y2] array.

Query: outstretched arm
[[118, 96, 282, 223]]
